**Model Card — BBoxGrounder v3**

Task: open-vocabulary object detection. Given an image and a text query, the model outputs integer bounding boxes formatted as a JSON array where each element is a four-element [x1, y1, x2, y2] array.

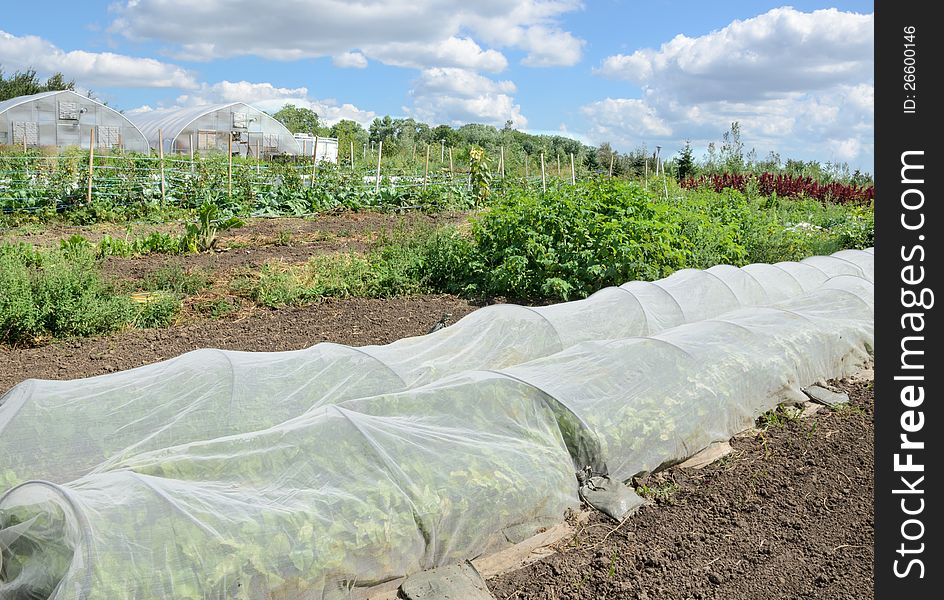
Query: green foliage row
[[0, 150, 480, 225], [424, 179, 873, 301]]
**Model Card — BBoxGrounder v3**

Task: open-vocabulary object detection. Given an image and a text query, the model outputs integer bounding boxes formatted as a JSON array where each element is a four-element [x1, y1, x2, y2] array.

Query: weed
[[757, 404, 801, 429], [132, 293, 182, 328], [193, 298, 237, 319], [275, 231, 294, 246], [636, 481, 679, 503], [141, 266, 210, 295]]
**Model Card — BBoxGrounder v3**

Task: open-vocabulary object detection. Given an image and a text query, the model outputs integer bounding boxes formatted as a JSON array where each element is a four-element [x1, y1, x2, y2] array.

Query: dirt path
[[488, 377, 874, 600], [0, 295, 478, 394]]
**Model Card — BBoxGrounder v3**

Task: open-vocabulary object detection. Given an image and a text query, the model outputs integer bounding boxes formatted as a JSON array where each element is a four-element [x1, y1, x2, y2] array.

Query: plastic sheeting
[[0, 249, 874, 490], [0, 272, 873, 600]]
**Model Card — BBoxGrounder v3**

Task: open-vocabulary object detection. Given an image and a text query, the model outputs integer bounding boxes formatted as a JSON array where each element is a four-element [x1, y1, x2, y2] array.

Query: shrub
[[0, 244, 136, 345]]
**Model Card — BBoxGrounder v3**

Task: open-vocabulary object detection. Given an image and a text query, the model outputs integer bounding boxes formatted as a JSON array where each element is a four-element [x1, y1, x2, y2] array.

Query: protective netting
[[0, 248, 873, 490], [0, 269, 873, 600]]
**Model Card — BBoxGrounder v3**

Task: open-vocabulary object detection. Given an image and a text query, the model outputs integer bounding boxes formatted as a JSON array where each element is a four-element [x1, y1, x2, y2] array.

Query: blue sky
[[1, 1, 874, 170]]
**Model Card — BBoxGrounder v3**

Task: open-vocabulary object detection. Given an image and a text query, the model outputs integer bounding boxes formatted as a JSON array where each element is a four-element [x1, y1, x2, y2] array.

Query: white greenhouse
[[128, 102, 302, 157], [0, 90, 150, 152]]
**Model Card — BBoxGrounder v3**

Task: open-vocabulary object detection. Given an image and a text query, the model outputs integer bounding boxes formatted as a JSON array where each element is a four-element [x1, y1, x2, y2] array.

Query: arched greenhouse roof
[[0, 90, 149, 145], [126, 102, 302, 154]]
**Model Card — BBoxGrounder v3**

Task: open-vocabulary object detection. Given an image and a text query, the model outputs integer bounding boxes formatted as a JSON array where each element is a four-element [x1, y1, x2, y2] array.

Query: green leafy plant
[[183, 199, 245, 253]]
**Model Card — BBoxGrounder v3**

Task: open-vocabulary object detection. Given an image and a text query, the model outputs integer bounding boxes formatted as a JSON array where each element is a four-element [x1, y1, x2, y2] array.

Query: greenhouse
[[127, 102, 302, 157], [0, 90, 150, 152], [0, 250, 874, 600]]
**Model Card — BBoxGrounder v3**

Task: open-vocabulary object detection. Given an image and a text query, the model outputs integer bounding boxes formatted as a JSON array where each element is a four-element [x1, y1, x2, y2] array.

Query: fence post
[[609, 153, 614, 177], [644, 159, 648, 188], [158, 128, 166, 204], [500, 146, 505, 179], [227, 134, 233, 198], [540, 152, 546, 193], [375, 140, 383, 193], [350, 140, 355, 171], [440, 139, 445, 163], [189, 133, 195, 173], [87, 127, 95, 204], [557, 154, 561, 177], [424, 144, 430, 190], [448, 147, 454, 173], [570, 153, 576, 185], [312, 135, 319, 181], [256, 139, 262, 173]]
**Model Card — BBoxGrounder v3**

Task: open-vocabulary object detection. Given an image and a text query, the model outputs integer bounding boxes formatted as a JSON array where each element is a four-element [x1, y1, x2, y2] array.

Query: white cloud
[[109, 0, 584, 68], [406, 68, 527, 127], [166, 80, 376, 127], [581, 98, 672, 138], [0, 30, 197, 88], [586, 7, 874, 168], [332, 52, 368, 69], [363, 37, 507, 72]]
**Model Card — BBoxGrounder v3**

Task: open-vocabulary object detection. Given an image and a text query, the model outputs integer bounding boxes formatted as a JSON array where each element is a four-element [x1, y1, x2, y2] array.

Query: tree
[[720, 121, 745, 172], [431, 124, 460, 147], [676, 140, 696, 180], [0, 68, 75, 101], [272, 104, 320, 134], [368, 116, 398, 145]]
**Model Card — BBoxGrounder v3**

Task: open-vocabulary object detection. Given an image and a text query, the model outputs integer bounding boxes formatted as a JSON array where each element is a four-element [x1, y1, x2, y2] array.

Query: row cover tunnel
[[0, 249, 874, 599]]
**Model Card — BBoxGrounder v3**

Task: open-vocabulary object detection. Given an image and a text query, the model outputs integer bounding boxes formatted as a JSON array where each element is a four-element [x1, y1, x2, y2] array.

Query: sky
[[0, 1, 874, 170]]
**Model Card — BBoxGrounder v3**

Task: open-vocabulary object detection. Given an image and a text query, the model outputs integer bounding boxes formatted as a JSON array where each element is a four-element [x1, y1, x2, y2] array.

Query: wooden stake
[[556, 154, 561, 177], [227, 134, 232, 198], [424, 144, 430, 190], [256, 139, 262, 173], [189, 133, 194, 173], [87, 127, 95, 204], [540, 152, 546, 193], [608, 153, 614, 177], [500, 146, 505, 178], [448, 147, 454, 172], [158, 128, 166, 204], [350, 140, 355, 171], [440, 139, 445, 163], [312, 135, 319, 180], [570, 153, 576, 185], [525, 154, 529, 179], [375, 140, 383, 192], [644, 159, 648, 188]]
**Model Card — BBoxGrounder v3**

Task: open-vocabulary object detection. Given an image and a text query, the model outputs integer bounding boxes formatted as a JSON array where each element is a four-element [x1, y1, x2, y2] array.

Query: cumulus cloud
[[332, 52, 368, 69], [586, 7, 874, 168], [109, 0, 584, 68], [363, 37, 507, 72], [406, 68, 527, 127], [166, 80, 376, 127], [0, 29, 197, 88]]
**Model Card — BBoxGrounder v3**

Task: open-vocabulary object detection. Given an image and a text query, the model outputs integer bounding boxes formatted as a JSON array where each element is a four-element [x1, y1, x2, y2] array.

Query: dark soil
[[488, 378, 874, 600], [0, 295, 477, 395]]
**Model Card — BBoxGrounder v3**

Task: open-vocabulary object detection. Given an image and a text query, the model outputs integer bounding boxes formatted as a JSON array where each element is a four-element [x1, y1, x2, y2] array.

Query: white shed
[[293, 133, 339, 164]]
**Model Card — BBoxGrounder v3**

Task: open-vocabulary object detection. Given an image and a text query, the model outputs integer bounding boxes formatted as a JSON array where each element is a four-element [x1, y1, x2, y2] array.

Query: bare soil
[[488, 377, 874, 600]]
